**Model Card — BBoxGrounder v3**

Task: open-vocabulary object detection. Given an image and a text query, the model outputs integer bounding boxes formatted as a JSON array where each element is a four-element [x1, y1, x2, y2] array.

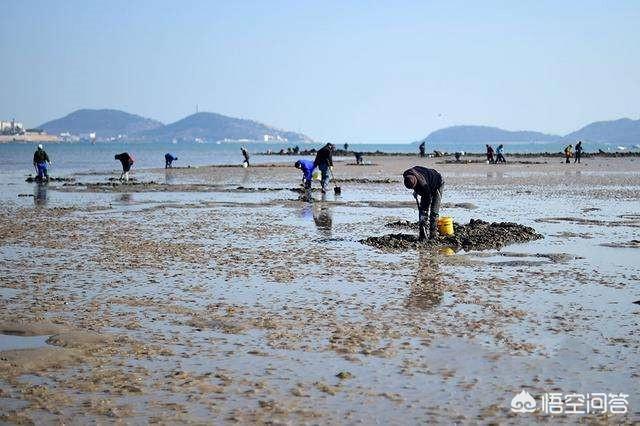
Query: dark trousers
[[496, 154, 505, 163], [419, 183, 444, 237], [565, 156, 570, 164], [574, 152, 581, 163]]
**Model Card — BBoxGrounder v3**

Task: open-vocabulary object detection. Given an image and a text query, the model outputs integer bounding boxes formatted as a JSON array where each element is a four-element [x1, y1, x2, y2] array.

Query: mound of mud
[[332, 178, 396, 184], [25, 176, 74, 183], [362, 219, 543, 251]]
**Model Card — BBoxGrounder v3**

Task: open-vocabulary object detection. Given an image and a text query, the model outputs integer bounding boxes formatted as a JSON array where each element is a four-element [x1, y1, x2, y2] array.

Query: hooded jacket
[[297, 159, 315, 181], [313, 144, 333, 168], [33, 148, 50, 164], [403, 166, 443, 198]]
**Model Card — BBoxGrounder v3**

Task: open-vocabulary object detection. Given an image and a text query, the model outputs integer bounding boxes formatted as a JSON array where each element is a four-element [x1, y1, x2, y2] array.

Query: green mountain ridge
[[139, 112, 312, 142], [39, 109, 312, 142], [421, 125, 561, 144], [39, 109, 164, 137]]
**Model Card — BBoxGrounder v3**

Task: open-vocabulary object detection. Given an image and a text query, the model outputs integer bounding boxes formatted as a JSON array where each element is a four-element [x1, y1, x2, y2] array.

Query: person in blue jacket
[[295, 159, 315, 189], [165, 153, 178, 168]]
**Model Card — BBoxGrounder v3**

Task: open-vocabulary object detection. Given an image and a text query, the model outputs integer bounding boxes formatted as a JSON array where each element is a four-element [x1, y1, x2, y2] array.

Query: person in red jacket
[[403, 166, 444, 241]]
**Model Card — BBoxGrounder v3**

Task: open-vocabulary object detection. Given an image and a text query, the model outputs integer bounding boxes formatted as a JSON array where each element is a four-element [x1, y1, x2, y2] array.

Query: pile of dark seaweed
[[361, 219, 543, 251]]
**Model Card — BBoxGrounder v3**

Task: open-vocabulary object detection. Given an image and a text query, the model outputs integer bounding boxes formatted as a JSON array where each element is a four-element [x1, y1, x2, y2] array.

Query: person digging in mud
[[32, 144, 51, 182], [114, 152, 134, 182], [564, 144, 573, 164], [403, 166, 444, 241], [313, 143, 334, 193], [241, 146, 250, 167], [294, 159, 315, 189], [355, 152, 364, 165], [495, 144, 506, 163], [165, 153, 178, 168], [486, 144, 495, 164]]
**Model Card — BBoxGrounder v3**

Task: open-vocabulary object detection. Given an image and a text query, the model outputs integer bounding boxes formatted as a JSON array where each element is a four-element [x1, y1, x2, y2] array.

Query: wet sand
[[1, 155, 639, 423]]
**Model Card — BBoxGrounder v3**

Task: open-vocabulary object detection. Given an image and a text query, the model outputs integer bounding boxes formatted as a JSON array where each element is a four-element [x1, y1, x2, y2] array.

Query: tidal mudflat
[[1, 156, 639, 423]]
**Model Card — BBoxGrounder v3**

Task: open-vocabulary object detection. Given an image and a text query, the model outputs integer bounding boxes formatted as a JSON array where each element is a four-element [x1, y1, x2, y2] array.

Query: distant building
[[0, 119, 24, 135], [263, 134, 288, 142]]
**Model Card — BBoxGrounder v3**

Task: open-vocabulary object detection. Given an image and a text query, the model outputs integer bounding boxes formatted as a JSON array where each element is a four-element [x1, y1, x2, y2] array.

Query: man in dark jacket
[[165, 153, 177, 168], [114, 152, 134, 182], [419, 141, 426, 157], [403, 166, 444, 241], [32, 144, 51, 181], [313, 143, 334, 193], [574, 141, 583, 163]]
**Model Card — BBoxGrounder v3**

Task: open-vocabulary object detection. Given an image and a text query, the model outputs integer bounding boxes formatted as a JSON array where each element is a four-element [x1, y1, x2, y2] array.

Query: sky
[[1, 0, 639, 142]]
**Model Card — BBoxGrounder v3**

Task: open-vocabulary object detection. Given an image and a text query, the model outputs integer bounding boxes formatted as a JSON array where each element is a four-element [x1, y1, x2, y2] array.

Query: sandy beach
[[1, 155, 639, 423]]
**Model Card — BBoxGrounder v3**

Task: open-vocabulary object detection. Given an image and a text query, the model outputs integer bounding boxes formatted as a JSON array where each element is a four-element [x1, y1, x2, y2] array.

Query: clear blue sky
[[1, 0, 638, 142]]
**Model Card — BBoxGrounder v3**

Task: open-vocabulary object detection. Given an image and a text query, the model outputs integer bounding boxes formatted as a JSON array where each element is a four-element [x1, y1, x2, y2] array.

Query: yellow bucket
[[437, 216, 454, 236]]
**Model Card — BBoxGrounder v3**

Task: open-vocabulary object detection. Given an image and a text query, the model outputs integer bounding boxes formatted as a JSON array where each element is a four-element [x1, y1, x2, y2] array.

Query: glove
[[330, 166, 334, 171]]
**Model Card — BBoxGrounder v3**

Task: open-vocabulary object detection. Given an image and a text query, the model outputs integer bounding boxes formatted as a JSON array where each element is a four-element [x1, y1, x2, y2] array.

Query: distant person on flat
[[114, 152, 134, 181], [564, 144, 573, 164], [574, 141, 583, 163], [495, 144, 506, 163], [486, 144, 495, 164], [241, 146, 250, 167], [165, 153, 177, 168], [32, 144, 51, 182], [419, 141, 426, 157]]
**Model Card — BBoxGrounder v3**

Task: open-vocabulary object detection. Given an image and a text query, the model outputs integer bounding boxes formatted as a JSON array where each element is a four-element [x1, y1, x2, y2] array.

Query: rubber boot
[[429, 220, 438, 240]]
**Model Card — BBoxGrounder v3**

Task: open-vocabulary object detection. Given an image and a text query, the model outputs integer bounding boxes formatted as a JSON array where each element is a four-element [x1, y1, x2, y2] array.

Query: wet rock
[[600, 240, 640, 248], [441, 202, 478, 210], [0, 347, 86, 374], [335, 371, 353, 380], [46, 331, 113, 348], [332, 178, 396, 184], [0, 320, 72, 336], [25, 176, 74, 183], [365, 219, 543, 251]]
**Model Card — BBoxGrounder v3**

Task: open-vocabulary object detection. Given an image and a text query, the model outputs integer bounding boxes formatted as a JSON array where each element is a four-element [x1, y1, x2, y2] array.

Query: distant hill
[[140, 112, 312, 142], [563, 118, 640, 145], [421, 125, 561, 144], [39, 109, 163, 137]]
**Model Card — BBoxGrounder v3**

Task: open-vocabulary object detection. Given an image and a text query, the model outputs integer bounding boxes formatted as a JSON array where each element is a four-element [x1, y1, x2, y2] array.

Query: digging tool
[[414, 193, 426, 241], [329, 168, 341, 195]]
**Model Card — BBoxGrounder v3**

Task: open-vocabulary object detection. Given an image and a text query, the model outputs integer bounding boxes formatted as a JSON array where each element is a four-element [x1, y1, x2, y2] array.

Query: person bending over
[[114, 152, 134, 182], [403, 166, 444, 241]]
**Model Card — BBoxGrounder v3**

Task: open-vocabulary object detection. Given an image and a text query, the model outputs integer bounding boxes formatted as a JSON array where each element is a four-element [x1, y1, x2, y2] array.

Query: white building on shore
[[0, 119, 24, 135]]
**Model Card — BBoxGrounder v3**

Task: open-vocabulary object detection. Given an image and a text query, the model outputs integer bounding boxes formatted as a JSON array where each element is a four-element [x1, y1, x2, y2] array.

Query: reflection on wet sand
[[117, 193, 134, 203], [164, 169, 177, 185], [313, 203, 332, 237], [405, 250, 444, 310], [34, 183, 47, 207]]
